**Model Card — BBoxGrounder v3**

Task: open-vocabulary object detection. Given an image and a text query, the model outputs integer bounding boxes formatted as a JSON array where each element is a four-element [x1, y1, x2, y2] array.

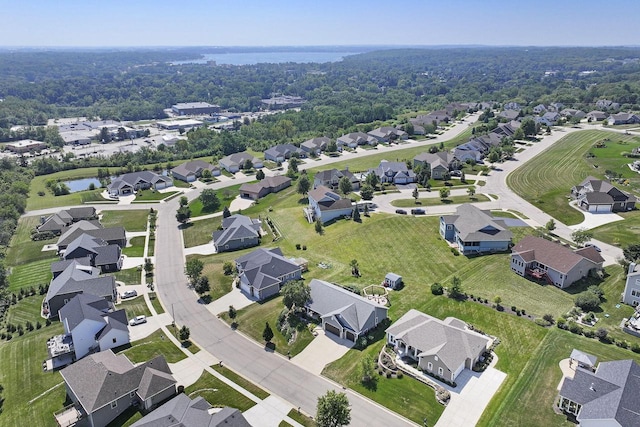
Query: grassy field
[[7, 258, 55, 292], [590, 210, 640, 247], [134, 189, 178, 201], [185, 371, 257, 412], [221, 296, 315, 357], [148, 292, 165, 315], [5, 294, 46, 327], [188, 185, 241, 218], [113, 267, 142, 285], [101, 209, 149, 231], [120, 329, 186, 364], [182, 216, 220, 247], [507, 130, 640, 227], [117, 295, 152, 319], [391, 194, 490, 207], [186, 252, 237, 301], [5, 216, 58, 266], [212, 364, 270, 399], [26, 167, 106, 211], [122, 236, 146, 257]]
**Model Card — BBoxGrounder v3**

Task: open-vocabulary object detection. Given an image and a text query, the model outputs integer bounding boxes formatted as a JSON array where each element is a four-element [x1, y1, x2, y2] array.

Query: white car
[[121, 290, 138, 299], [129, 315, 147, 326]]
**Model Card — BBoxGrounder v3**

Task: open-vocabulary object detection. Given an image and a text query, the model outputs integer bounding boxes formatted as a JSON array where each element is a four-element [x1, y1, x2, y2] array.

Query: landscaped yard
[[182, 216, 220, 248], [185, 252, 237, 301], [148, 292, 165, 314], [117, 295, 152, 319], [101, 209, 149, 231], [123, 236, 146, 257], [591, 210, 640, 247], [113, 267, 142, 285], [507, 130, 640, 227], [26, 167, 108, 210], [5, 216, 58, 266], [134, 189, 178, 201], [188, 184, 241, 217], [185, 371, 257, 412], [119, 329, 186, 364], [7, 258, 55, 292], [391, 194, 490, 207]]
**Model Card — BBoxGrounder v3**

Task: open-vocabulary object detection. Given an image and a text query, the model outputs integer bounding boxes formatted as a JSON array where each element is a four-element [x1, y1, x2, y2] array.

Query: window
[[113, 338, 117, 344], [130, 391, 135, 398], [111, 401, 117, 409], [447, 225, 452, 230], [438, 367, 444, 376], [427, 362, 433, 370]]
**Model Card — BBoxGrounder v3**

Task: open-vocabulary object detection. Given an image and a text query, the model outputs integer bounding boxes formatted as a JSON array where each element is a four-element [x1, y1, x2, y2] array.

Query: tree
[[571, 228, 593, 246], [338, 176, 353, 195], [316, 390, 351, 427], [200, 189, 221, 212], [467, 187, 476, 197], [223, 261, 234, 275], [521, 118, 536, 137], [315, 219, 323, 234], [222, 206, 231, 219], [179, 325, 190, 341], [228, 305, 237, 326], [588, 285, 604, 300], [144, 258, 154, 275], [359, 184, 374, 200], [297, 174, 311, 196], [350, 259, 360, 277], [460, 169, 466, 183], [327, 140, 338, 153], [623, 244, 640, 263], [99, 127, 110, 143], [243, 159, 253, 170], [255, 169, 265, 180], [412, 187, 419, 202], [360, 356, 376, 385], [365, 172, 380, 190], [288, 157, 299, 173], [488, 150, 500, 164], [595, 328, 608, 341], [449, 276, 463, 299], [194, 276, 210, 295], [281, 281, 311, 310], [176, 205, 191, 224], [431, 282, 444, 295], [545, 219, 556, 232], [117, 127, 128, 141], [513, 127, 525, 140], [352, 206, 361, 222], [363, 203, 369, 216], [202, 169, 212, 180], [262, 322, 274, 343], [575, 292, 601, 311], [185, 258, 204, 285], [179, 196, 189, 207], [439, 188, 450, 200]]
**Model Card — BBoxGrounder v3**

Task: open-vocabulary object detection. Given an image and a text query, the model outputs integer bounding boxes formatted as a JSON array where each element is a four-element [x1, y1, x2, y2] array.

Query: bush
[[511, 306, 517, 312], [568, 322, 583, 335], [557, 317, 567, 329], [595, 328, 608, 341], [542, 314, 554, 324], [632, 343, 640, 353], [450, 247, 459, 256], [575, 292, 601, 312], [295, 243, 301, 250], [583, 329, 595, 338], [616, 340, 629, 349], [431, 282, 444, 295]]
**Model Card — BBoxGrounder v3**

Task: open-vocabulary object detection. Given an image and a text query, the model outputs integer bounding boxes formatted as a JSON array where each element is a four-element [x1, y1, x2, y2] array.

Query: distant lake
[[63, 177, 102, 193], [170, 51, 362, 66]]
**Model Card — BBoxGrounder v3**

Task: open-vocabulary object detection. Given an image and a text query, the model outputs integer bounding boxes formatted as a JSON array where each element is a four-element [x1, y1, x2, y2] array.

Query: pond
[[62, 177, 103, 193]]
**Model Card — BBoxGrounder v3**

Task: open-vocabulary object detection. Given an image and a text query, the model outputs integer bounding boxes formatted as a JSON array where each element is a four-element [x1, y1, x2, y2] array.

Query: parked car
[[585, 243, 601, 252], [395, 209, 407, 215], [411, 208, 425, 215], [121, 290, 138, 299], [450, 170, 462, 177], [129, 315, 147, 326]]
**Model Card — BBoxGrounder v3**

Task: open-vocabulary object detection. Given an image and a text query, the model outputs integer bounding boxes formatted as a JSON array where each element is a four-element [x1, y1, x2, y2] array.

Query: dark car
[[411, 208, 425, 215], [395, 209, 407, 215]]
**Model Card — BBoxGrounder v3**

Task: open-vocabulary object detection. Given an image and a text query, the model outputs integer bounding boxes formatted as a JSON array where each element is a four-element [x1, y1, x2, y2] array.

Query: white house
[[622, 263, 640, 307]]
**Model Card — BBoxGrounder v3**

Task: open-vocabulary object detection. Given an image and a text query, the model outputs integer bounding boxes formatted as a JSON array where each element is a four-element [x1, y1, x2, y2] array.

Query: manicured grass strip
[[182, 217, 219, 248], [8, 258, 55, 291], [122, 236, 145, 257], [219, 296, 314, 357], [134, 189, 178, 201], [147, 236, 155, 256], [120, 329, 186, 364], [185, 371, 257, 411], [113, 267, 142, 285], [287, 409, 317, 427], [591, 210, 640, 247], [212, 364, 270, 399], [117, 295, 153, 320], [148, 292, 165, 315], [101, 209, 149, 231], [490, 210, 519, 219], [5, 294, 46, 327], [391, 194, 490, 207]]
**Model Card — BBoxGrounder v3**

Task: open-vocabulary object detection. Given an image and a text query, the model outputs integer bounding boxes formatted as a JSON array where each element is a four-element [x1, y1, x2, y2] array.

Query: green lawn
[[134, 189, 178, 202], [8, 258, 55, 292], [507, 130, 640, 227], [101, 209, 149, 231], [0, 320, 66, 427], [590, 210, 640, 247], [188, 185, 240, 218], [117, 295, 152, 319], [147, 236, 155, 256], [212, 364, 270, 400], [113, 267, 142, 285], [286, 410, 317, 427], [5, 216, 58, 266], [185, 371, 257, 412], [391, 194, 490, 207], [26, 167, 106, 211], [5, 294, 46, 327], [123, 236, 146, 257], [220, 296, 315, 357], [182, 217, 220, 248], [148, 292, 165, 315], [120, 329, 186, 364]]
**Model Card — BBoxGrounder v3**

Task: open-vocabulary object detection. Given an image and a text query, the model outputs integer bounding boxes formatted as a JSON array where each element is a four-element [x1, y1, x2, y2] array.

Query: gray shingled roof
[[51, 258, 91, 277], [59, 293, 114, 331], [213, 214, 261, 248], [235, 248, 300, 291], [386, 309, 490, 374], [172, 160, 217, 178], [108, 171, 173, 193], [448, 204, 513, 242], [131, 393, 251, 427], [46, 262, 115, 304]]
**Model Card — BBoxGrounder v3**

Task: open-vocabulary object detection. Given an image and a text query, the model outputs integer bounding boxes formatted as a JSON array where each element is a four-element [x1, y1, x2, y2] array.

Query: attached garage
[[155, 181, 168, 190], [345, 330, 356, 342], [324, 322, 341, 338]]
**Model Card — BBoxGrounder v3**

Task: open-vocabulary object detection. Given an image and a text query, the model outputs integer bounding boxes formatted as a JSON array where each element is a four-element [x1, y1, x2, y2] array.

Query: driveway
[[206, 285, 257, 316], [128, 312, 173, 341], [567, 201, 624, 230], [230, 195, 255, 211], [184, 242, 217, 256], [291, 327, 354, 375]]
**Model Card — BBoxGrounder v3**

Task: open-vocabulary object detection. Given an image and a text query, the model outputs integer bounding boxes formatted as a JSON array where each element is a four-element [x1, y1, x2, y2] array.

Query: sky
[[2, 0, 640, 48]]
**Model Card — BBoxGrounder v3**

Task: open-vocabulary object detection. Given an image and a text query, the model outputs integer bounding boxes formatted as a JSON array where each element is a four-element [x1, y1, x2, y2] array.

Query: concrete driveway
[[206, 285, 257, 316], [291, 327, 353, 375], [184, 242, 217, 256], [128, 312, 173, 341], [567, 201, 624, 230]]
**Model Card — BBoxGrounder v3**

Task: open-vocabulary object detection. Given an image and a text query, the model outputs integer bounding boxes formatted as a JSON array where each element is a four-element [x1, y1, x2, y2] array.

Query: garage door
[[596, 204, 611, 212], [345, 330, 356, 342], [324, 323, 341, 338], [156, 182, 167, 189]]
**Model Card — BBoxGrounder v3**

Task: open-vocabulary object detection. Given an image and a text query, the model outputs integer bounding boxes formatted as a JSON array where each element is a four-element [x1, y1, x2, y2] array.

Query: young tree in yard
[[449, 276, 463, 299], [144, 258, 154, 275], [350, 259, 360, 277], [571, 228, 593, 246], [352, 206, 361, 222], [262, 322, 274, 343], [202, 169, 212, 180], [359, 184, 374, 200], [315, 219, 323, 234], [575, 292, 601, 311], [595, 328, 608, 341], [521, 117, 537, 137], [327, 139, 338, 153], [228, 305, 237, 327], [185, 258, 204, 285], [365, 171, 380, 190], [288, 157, 299, 173], [223, 261, 234, 275], [360, 356, 376, 385], [281, 281, 311, 311], [412, 187, 419, 202], [316, 390, 351, 427], [439, 188, 450, 200], [338, 176, 353, 195], [194, 276, 210, 295], [467, 187, 476, 197], [488, 150, 500, 164], [179, 196, 188, 207], [545, 219, 556, 233], [255, 169, 265, 180], [176, 205, 191, 224], [222, 206, 231, 219], [513, 127, 525, 141], [363, 203, 370, 216], [460, 170, 466, 183], [199, 188, 221, 212], [179, 325, 190, 341], [297, 174, 310, 196]]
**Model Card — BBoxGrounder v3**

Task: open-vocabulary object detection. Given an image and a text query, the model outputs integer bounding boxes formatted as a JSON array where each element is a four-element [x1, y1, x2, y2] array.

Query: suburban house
[[63, 234, 123, 273], [572, 176, 636, 212], [586, 111, 608, 122], [383, 273, 403, 289], [608, 113, 640, 126], [300, 136, 330, 155], [218, 152, 264, 173], [235, 248, 303, 301], [503, 101, 521, 110], [239, 175, 292, 200], [558, 358, 640, 426], [560, 108, 586, 120], [171, 160, 220, 182], [533, 104, 548, 114], [622, 263, 640, 307], [213, 214, 262, 253], [313, 168, 361, 191], [454, 132, 502, 162], [493, 120, 521, 138], [337, 132, 378, 149], [410, 111, 451, 127], [413, 152, 456, 180], [37, 207, 97, 235], [596, 99, 620, 110], [306, 279, 388, 342], [367, 127, 408, 143], [541, 111, 561, 124], [45, 293, 129, 370], [369, 160, 416, 184], [307, 185, 354, 224], [56, 350, 176, 427], [130, 393, 251, 427], [498, 110, 520, 121], [386, 309, 490, 383], [439, 204, 513, 255], [510, 236, 604, 289], [549, 102, 565, 112], [263, 143, 305, 162], [45, 261, 117, 318], [57, 221, 126, 252], [107, 171, 173, 197]]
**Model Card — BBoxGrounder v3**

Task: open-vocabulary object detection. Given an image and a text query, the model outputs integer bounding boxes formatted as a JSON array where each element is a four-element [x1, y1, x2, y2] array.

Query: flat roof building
[[4, 139, 47, 153], [171, 102, 220, 116]]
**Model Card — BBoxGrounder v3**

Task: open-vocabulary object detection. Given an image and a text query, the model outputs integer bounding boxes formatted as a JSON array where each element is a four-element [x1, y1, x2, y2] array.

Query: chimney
[[40, 215, 46, 224], [629, 263, 637, 275], [590, 383, 596, 392]]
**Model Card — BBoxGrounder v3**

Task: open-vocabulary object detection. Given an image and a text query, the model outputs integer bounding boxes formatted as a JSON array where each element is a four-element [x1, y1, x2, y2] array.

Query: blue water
[[63, 177, 102, 193], [171, 51, 362, 66]]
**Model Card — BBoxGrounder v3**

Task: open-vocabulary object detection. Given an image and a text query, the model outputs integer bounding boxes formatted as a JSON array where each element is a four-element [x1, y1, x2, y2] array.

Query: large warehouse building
[[171, 102, 220, 116]]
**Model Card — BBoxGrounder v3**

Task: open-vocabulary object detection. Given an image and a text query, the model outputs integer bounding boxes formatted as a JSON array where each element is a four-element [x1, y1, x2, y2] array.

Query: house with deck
[[439, 204, 513, 255], [622, 263, 640, 307], [307, 185, 354, 224], [63, 234, 123, 273]]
